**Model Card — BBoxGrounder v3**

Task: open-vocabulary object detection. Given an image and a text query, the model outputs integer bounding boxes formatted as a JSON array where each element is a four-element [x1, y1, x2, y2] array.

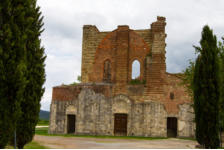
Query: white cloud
[[37, 0, 224, 111]]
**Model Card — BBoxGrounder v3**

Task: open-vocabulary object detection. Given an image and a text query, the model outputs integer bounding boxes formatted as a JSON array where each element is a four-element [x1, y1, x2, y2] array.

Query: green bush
[[129, 79, 146, 85]]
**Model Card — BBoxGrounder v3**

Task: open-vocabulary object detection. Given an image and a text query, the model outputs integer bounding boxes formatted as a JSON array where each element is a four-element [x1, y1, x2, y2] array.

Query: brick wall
[[163, 73, 192, 114], [81, 25, 108, 83], [52, 83, 113, 101], [54, 16, 191, 114]]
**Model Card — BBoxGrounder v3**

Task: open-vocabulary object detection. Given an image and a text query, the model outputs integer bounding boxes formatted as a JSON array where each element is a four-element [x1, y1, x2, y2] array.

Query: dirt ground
[[34, 135, 198, 149]]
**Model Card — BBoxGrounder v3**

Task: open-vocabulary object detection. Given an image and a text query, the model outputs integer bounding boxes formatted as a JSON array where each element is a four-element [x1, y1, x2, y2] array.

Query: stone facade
[[49, 16, 195, 137]]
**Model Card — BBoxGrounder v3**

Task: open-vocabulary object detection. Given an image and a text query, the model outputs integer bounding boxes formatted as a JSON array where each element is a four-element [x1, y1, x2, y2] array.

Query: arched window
[[132, 60, 140, 79], [103, 60, 111, 83]]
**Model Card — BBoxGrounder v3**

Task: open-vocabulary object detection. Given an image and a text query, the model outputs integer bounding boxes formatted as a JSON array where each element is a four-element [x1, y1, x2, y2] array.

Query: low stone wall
[[49, 88, 195, 137]]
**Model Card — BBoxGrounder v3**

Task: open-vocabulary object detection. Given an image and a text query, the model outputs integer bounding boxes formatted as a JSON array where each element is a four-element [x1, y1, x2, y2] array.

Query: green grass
[[24, 141, 48, 149], [35, 127, 167, 140], [178, 137, 196, 141], [37, 120, 49, 126], [36, 127, 49, 134], [6, 141, 48, 149]]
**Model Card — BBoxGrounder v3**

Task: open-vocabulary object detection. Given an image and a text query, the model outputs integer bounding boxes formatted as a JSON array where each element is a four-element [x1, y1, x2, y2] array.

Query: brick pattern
[[163, 73, 192, 114], [52, 83, 113, 101], [88, 26, 151, 95], [53, 16, 192, 115], [50, 16, 195, 138], [81, 25, 109, 83]]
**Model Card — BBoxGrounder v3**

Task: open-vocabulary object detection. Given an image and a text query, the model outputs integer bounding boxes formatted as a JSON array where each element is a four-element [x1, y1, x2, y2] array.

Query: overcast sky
[[37, 0, 224, 111]]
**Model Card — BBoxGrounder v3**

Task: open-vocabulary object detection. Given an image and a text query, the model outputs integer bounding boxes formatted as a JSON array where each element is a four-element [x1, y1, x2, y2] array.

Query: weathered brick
[[49, 16, 194, 138]]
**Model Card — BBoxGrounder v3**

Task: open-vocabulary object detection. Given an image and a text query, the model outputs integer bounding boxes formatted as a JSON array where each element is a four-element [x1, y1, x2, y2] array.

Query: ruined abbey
[[49, 16, 195, 138]]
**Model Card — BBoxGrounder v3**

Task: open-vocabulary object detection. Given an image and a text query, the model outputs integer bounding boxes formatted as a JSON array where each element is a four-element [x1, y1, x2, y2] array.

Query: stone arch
[[66, 105, 77, 115], [89, 29, 150, 83], [112, 94, 132, 114], [89, 30, 117, 82], [113, 94, 132, 105], [65, 105, 77, 134], [112, 95, 132, 136]]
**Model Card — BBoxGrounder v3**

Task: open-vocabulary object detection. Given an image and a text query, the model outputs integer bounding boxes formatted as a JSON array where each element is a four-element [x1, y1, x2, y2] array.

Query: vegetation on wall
[[129, 79, 146, 85]]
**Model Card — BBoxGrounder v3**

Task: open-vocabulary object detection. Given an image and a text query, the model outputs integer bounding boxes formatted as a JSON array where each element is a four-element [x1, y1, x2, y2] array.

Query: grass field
[[35, 127, 197, 141], [6, 141, 48, 149], [35, 127, 168, 140], [37, 120, 49, 126]]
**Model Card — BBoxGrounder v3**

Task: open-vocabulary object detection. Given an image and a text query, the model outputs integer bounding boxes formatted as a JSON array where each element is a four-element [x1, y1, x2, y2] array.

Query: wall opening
[[114, 113, 127, 136], [167, 117, 177, 137], [67, 114, 76, 134], [103, 59, 111, 83], [170, 92, 174, 100], [132, 60, 140, 79]]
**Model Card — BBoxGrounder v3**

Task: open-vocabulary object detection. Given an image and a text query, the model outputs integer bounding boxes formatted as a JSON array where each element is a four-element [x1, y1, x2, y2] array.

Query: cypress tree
[[218, 37, 224, 132], [0, 0, 27, 148], [193, 25, 220, 148], [193, 56, 205, 146], [15, 0, 46, 148]]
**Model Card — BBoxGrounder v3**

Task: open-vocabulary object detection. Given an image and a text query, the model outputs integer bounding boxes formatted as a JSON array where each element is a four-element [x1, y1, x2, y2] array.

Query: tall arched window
[[132, 60, 140, 79], [103, 60, 111, 83]]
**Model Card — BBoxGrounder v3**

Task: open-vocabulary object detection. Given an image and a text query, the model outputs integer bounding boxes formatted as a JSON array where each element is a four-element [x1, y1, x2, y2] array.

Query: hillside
[[39, 110, 50, 120]]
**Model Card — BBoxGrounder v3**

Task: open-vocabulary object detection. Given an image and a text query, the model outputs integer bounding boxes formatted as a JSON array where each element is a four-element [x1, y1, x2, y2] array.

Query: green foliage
[[218, 37, 224, 131], [15, 0, 46, 148], [77, 75, 81, 82], [147, 51, 152, 57], [193, 25, 220, 148], [129, 79, 146, 85], [0, 0, 28, 148], [181, 59, 195, 97], [6, 141, 48, 149], [23, 141, 48, 149], [68, 75, 82, 85], [0, 0, 45, 148]]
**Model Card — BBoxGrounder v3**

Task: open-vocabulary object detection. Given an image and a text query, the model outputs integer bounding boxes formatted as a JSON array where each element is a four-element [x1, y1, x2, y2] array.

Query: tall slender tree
[[15, 0, 46, 148], [0, 0, 28, 148], [218, 37, 224, 132], [193, 56, 205, 146], [193, 25, 220, 148]]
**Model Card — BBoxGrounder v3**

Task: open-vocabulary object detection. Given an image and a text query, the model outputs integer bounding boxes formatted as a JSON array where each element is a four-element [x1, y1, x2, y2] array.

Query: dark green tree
[[218, 38, 224, 142], [193, 25, 220, 148], [193, 56, 205, 146], [15, 0, 46, 148], [181, 59, 195, 97], [0, 0, 27, 148]]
